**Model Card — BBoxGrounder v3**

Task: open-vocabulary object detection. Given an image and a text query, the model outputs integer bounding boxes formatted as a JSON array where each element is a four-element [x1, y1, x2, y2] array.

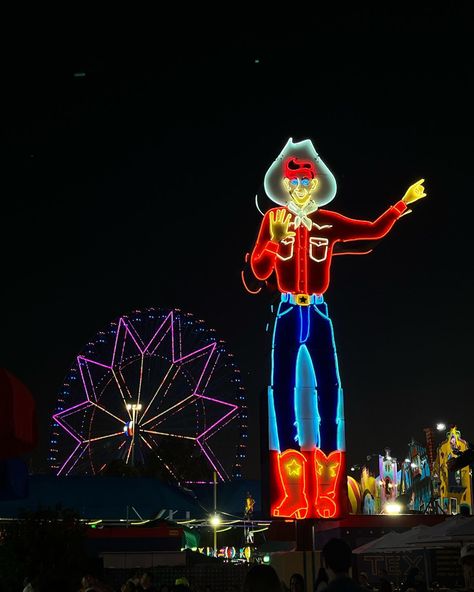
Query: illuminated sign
[[248, 138, 427, 520]]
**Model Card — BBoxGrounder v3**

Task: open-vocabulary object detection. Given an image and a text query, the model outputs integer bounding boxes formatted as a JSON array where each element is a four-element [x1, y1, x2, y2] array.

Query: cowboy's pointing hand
[[402, 179, 427, 205]]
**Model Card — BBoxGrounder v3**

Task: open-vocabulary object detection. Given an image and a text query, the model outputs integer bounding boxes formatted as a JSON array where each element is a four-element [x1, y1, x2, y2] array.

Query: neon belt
[[282, 293, 324, 306]]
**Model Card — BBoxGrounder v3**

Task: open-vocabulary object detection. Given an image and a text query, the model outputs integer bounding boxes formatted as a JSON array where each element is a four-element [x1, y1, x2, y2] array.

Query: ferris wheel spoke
[[110, 317, 144, 367], [124, 319, 146, 354], [53, 414, 86, 444], [136, 355, 145, 408], [55, 400, 90, 420], [176, 343, 217, 394], [142, 429, 196, 441], [65, 445, 90, 475], [139, 433, 154, 450], [56, 441, 83, 475], [142, 432, 181, 481], [195, 403, 239, 440], [86, 431, 124, 443], [141, 394, 195, 427], [142, 311, 173, 355], [92, 402, 127, 425], [111, 369, 133, 420], [199, 350, 221, 395], [147, 398, 198, 431], [119, 367, 134, 397], [58, 442, 90, 476], [200, 439, 229, 480], [100, 432, 130, 462], [125, 437, 134, 464], [139, 363, 176, 424], [196, 440, 226, 482], [205, 410, 240, 437]]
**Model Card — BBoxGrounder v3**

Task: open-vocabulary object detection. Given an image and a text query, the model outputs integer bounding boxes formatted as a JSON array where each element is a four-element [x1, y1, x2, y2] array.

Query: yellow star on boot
[[286, 459, 302, 477]]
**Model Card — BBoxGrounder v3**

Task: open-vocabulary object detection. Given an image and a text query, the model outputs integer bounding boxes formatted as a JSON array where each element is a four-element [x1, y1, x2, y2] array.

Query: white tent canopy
[[415, 515, 474, 544], [352, 531, 406, 554], [353, 517, 474, 554]]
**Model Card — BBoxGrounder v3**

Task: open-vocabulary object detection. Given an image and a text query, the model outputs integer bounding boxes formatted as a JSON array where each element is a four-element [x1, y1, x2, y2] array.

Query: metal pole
[[131, 406, 136, 467], [213, 471, 217, 551]]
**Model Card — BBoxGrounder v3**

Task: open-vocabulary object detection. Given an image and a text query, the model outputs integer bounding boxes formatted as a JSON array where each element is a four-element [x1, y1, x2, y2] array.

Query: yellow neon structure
[[286, 459, 302, 477], [402, 179, 427, 204], [435, 425, 472, 514], [315, 460, 340, 478]]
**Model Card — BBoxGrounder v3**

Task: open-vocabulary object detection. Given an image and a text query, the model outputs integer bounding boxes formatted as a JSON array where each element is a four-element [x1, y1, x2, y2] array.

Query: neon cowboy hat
[[264, 137, 337, 207]]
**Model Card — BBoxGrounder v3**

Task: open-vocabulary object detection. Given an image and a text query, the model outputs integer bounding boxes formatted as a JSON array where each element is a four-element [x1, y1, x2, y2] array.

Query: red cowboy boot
[[272, 449, 309, 519], [268, 449, 283, 514], [314, 449, 346, 519], [301, 449, 318, 518]]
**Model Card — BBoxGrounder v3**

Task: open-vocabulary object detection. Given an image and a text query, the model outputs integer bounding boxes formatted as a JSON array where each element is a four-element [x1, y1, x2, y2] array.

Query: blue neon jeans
[[268, 294, 345, 453]]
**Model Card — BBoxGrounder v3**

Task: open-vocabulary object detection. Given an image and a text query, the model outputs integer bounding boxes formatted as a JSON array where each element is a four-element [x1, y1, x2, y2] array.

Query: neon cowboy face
[[283, 175, 319, 207]]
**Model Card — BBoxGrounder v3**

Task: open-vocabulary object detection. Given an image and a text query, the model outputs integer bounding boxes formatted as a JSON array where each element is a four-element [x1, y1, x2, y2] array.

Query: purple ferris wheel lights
[[51, 309, 244, 481]]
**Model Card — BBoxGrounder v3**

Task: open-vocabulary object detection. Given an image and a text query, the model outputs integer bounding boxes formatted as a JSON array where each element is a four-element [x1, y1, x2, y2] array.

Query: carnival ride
[[49, 307, 247, 483]]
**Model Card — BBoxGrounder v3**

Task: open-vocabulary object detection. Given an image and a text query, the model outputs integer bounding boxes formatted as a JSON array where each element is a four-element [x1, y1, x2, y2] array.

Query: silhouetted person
[[322, 538, 362, 591], [22, 574, 39, 592], [242, 564, 283, 592], [460, 543, 474, 591], [141, 572, 158, 592], [315, 567, 329, 592], [358, 572, 373, 591], [290, 573, 305, 592], [122, 580, 138, 592], [378, 569, 392, 592], [400, 567, 426, 592]]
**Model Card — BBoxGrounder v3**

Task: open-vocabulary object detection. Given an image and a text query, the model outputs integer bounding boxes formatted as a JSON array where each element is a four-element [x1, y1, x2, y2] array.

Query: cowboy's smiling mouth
[[293, 195, 309, 204]]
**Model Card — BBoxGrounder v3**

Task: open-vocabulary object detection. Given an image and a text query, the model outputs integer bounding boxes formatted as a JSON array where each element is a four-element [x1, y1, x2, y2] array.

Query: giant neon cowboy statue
[[249, 138, 427, 519]]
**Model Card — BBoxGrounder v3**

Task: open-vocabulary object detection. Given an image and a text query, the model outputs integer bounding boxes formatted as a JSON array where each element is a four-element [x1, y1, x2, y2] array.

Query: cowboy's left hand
[[402, 179, 427, 204]]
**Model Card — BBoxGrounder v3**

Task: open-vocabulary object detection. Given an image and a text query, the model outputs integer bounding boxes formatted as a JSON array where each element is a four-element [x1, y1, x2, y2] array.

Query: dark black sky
[[2, 9, 474, 479]]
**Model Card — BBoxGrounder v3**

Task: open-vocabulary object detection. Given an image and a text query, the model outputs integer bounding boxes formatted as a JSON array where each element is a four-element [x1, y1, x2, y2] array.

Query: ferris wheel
[[49, 307, 247, 483]]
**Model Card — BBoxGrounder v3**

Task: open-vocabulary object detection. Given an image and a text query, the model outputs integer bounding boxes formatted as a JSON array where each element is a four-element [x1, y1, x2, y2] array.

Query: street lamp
[[436, 423, 447, 432], [210, 514, 222, 527], [210, 513, 221, 552]]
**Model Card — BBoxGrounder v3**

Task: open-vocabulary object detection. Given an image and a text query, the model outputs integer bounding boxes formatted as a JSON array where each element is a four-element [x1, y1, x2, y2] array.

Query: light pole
[[210, 513, 221, 553], [210, 470, 220, 552]]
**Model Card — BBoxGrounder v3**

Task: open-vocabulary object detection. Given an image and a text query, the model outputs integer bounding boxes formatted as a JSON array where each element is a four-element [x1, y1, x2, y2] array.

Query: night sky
[[2, 10, 474, 480]]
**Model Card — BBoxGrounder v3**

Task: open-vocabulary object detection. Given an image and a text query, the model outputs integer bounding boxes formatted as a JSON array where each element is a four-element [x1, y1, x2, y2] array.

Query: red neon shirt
[[250, 200, 407, 295]]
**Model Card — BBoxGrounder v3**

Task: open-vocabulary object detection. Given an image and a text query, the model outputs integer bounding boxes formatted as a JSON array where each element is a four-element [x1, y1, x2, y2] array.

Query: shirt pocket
[[277, 236, 295, 261], [309, 237, 329, 262]]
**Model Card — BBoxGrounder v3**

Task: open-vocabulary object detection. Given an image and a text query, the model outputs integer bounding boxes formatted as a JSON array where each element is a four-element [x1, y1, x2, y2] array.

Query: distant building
[[377, 448, 398, 512], [435, 426, 472, 514], [399, 440, 433, 513]]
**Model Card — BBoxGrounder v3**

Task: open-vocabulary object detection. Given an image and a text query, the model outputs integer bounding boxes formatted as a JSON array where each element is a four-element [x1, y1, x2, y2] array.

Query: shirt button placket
[[299, 230, 306, 291]]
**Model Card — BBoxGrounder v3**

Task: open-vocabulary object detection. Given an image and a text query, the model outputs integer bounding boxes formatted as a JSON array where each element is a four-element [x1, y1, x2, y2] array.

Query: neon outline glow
[[248, 138, 426, 520], [52, 311, 242, 480]]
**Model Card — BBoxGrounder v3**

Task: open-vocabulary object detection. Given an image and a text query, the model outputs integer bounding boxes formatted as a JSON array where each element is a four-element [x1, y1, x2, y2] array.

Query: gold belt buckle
[[295, 293, 311, 306]]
